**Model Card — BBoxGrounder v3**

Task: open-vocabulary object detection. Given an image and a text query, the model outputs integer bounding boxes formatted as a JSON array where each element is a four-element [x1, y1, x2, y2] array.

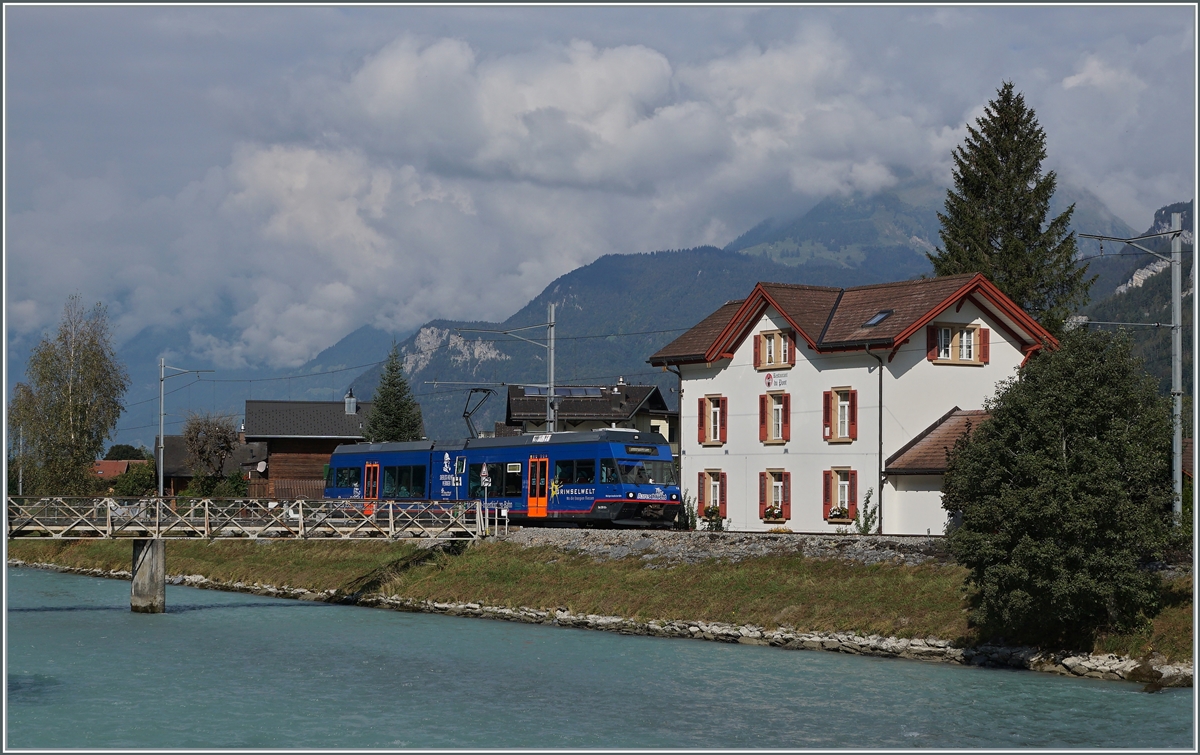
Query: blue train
[[323, 429, 681, 527]]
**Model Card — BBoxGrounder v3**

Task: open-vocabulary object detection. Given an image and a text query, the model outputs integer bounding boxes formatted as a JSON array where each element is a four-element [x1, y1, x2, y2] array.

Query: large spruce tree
[[363, 343, 424, 443], [930, 82, 1092, 336]]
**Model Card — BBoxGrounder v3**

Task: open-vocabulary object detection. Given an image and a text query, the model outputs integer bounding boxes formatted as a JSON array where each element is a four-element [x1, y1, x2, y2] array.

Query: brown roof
[[92, 460, 150, 478], [244, 400, 373, 439], [648, 273, 1054, 365], [648, 299, 744, 364], [506, 384, 669, 423], [885, 408, 990, 475]]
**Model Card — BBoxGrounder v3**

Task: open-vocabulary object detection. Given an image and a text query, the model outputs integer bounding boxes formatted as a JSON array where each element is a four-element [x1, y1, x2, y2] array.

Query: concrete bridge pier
[[131, 539, 165, 613]]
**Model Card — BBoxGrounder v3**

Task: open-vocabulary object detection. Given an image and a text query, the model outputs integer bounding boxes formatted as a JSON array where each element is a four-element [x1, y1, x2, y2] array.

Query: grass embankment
[[7, 539, 1192, 662]]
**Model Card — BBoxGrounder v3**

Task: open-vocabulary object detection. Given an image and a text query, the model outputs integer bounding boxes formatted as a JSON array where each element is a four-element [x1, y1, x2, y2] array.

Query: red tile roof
[[92, 459, 150, 478], [648, 273, 1055, 365], [884, 408, 990, 475]]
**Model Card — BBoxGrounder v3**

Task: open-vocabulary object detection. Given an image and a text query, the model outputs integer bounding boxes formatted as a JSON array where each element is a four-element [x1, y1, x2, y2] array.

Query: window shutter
[[927, 326, 937, 361], [848, 470, 859, 520], [719, 472, 728, 518], [754, 334, 761, 368], [822, 391, 832, 439], [848, 390, 858, 441], [781, 393, 791, 441], [719, 397, 728, 443], [822, 470, 832, 519], [979, 328, 990, 364], [758, 472, 767, 519], [787, 331, 797, 366], [759, 395, 768, 442], [782, 471, 791, 520], [697, 472, 706, 510], [698, 397, 706, 443]]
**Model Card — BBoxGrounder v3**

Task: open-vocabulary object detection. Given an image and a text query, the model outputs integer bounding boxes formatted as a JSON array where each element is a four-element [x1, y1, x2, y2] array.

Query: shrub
[[942, 328, 1173, 646]]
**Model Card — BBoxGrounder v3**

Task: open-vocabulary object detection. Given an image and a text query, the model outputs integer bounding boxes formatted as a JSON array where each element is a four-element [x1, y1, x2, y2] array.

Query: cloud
[[5, 7, 1194, 375]]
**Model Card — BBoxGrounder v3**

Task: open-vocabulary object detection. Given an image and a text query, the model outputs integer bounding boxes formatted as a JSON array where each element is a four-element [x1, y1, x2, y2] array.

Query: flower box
[[827, 517, 853, 525]]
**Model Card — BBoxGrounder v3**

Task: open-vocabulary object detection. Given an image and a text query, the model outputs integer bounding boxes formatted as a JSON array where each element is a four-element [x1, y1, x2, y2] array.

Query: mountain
[[1081, 200, 1194, 399], [347, 246, 912, 440], [726, 178, 1137, 289]]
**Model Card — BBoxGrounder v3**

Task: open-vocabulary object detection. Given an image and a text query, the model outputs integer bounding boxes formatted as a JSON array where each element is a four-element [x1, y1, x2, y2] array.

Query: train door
[[527, 457, 548, 517], [363, 462, 380, 515]]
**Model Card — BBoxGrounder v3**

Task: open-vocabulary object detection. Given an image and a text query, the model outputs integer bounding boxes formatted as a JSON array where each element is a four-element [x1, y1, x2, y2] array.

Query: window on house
[[756, 330, 795, 369], [822, 468, 858, 522], [698, 396, 727, 445], [928, 324, 990, 365], [697, 469, 727, 518], [758, 469, 791, 521], [759, 392, 791, 443], [863, 310, 893, 327], [823, 389, 857, 442]]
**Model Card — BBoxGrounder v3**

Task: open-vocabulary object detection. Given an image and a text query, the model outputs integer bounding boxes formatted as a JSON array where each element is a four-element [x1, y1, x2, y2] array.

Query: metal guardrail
[[6, 496, 491, 541]]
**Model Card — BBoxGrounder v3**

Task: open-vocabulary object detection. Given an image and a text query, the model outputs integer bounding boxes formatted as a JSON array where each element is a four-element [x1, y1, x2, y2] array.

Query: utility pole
[[1081, 212, 1188, 522], [158, 358, 214, 496], [457, 302, 558, 432]]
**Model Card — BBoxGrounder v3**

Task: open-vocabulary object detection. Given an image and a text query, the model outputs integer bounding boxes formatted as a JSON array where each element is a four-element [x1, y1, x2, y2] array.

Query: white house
[[648, 273, 1056, 535]]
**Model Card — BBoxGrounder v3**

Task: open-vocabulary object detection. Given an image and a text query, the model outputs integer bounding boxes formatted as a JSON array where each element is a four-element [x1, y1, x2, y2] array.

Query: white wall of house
[[886, 475, 951, 536], [679, 300, 1025, 535]]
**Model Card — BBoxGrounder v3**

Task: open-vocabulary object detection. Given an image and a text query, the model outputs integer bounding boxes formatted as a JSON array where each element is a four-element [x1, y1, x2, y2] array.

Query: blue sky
[[5, 5, 1196, 375]]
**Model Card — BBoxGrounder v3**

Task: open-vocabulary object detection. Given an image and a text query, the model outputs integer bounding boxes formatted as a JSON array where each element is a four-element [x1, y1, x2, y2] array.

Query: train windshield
[[614, 459, 676, 486]]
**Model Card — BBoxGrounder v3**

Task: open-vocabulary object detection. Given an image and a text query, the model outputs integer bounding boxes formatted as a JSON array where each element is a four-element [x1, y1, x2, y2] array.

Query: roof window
[[863, 310, 894, 327]]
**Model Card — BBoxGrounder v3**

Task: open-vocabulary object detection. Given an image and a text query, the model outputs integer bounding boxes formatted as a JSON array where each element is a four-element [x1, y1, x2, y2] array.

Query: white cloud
[[1062, 55, 1147, 93]]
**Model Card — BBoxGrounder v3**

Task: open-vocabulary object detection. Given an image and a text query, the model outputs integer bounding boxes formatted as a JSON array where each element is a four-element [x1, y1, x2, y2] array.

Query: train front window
[[616, 460, 677, 486], [334, 467, 361, 488]]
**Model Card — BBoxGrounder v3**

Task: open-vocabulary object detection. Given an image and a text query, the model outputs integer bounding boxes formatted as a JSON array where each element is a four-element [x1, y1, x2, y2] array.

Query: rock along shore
[[10, 555, 1191, 691]]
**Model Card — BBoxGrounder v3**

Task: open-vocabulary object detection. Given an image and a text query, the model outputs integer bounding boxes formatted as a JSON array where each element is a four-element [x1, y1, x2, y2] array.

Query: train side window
[[468, 463, 505, 499], [382, 465, 426, 498], [600, 459, 620, 484], [503, 464, 523, 497], [335, 467, 361, 488], [554, 459, 574, 484], [574, 459, 595, 484]]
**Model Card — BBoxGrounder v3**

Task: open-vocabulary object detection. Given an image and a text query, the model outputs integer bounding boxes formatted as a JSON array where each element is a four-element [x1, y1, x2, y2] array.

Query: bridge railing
[[6, 496, 488, 541]]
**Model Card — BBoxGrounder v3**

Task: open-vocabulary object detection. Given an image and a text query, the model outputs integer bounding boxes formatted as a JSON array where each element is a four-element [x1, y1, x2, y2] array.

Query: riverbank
[[7, 535, 1192, 688]]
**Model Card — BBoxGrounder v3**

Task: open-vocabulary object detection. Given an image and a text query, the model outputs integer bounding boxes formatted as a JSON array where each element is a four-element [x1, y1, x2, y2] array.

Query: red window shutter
[[980, 328, 990, 364], [787, 331, 797, 366], [719, 472, 728, 518], [759, 472, 767, 519], [781, 393, 791, 441], [698, 397, 706, 443], [782, 471, 791, 520], [927, 326, 937, 361], [753, 334, 761, 368], [759, 394, 768, 442], [822, 470, 832, 519], [719, 397, 728, 443], [822, 390, 832, 439], [848, 470, 859, 519], [848, 390, 858, 441], [697, 472, 706, 510]]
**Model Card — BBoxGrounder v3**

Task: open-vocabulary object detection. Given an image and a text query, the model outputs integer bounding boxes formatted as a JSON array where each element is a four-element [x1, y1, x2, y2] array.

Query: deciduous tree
[[942, 328, 1173, 646], [363, 343, 424, 442], [183, 412, 239, 480], [929, 82, 1092, 336], [7, 295, 129, 495]]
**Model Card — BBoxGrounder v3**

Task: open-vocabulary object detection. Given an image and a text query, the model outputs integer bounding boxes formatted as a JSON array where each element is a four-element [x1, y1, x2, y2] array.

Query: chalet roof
[[92, 459, 150, 478], [884, 408, 990, 475], [157, 436, 267, 478], [506, 384, 670, 424], [648, 300, 744, 365], [648, 273, 1055, 365], [243, 400, 373, 439]]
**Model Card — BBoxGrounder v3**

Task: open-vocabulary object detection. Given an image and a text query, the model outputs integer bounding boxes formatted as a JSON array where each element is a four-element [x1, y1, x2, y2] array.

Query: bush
[[110, 462, 157, 497], [943, 328, 1173, 646]]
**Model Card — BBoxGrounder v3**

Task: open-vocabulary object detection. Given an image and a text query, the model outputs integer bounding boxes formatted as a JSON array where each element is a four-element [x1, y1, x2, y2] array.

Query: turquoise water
[[5, 567, 1194, 749]]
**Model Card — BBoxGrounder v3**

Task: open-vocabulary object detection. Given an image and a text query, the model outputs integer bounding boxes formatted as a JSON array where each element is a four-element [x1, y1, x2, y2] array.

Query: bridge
[[7, 496, 502, 613]]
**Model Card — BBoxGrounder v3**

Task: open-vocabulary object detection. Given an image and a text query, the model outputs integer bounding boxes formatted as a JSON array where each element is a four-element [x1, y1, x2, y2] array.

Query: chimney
[[344, 388, 357, 415]]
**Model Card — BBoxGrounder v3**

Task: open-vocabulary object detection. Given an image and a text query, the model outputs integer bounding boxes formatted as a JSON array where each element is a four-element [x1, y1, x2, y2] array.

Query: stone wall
[[495, 528, 950, 567]]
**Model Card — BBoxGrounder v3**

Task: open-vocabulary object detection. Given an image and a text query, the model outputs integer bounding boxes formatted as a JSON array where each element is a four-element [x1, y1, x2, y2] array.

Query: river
[[5, 567, 1194, 749]]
